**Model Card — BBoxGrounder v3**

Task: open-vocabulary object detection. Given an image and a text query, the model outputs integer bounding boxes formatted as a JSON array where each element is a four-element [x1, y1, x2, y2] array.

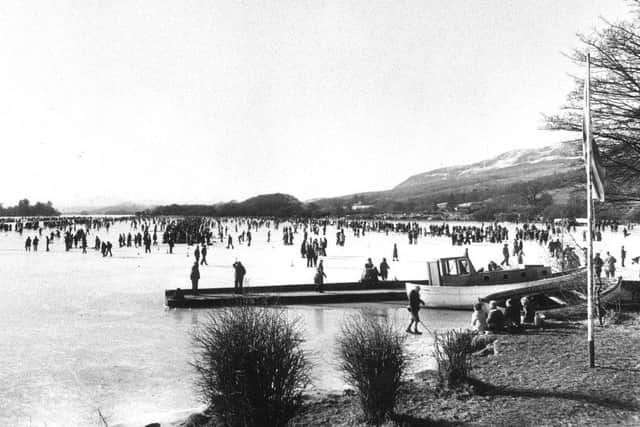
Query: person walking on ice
[[200, 243, 208, 265], [500, 243, 510, 267], [406, 286, 425, 334]]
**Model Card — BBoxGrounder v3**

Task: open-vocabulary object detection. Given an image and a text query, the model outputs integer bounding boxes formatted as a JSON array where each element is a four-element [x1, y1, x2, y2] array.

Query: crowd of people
[[5, 215, 637, 301]]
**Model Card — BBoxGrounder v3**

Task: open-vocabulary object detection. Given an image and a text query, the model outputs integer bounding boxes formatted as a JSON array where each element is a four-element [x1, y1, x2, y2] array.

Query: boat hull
[[407, 268, 586, 310]]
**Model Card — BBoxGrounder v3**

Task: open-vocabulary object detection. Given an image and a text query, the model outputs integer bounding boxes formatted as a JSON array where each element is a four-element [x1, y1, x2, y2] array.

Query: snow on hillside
[[396, 141, 582, 188]]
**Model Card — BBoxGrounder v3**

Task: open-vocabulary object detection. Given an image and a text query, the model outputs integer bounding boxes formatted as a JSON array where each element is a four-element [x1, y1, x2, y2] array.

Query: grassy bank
[[294, 316, 640, 426], [154, 315, 640, 427]]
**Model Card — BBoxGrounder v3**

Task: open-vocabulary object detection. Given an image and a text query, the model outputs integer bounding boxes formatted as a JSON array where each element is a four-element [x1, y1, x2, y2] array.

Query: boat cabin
[[426, 256, 552, 287]]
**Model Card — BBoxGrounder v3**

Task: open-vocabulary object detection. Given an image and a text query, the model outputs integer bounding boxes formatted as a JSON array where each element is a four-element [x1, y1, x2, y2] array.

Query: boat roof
[[433, 256, 471, 262]]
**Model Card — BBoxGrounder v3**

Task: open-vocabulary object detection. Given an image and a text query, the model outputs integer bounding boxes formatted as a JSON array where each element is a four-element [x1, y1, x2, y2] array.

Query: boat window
[[484, 275, 490, 281], [520, 272, 526, 278], [458, 259, 470, 275], [542, 270, 548, 276], [440, 260, 449, 275], [443, 259, 458, 275], [503, 274, 509, 280]]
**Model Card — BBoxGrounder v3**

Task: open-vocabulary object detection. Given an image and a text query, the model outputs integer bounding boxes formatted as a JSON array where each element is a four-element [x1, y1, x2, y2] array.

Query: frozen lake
[[0, 219, 637, 426]]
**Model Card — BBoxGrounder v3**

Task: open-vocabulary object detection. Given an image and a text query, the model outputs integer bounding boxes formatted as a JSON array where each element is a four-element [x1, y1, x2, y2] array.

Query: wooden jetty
[[165, 280, 428, 308]]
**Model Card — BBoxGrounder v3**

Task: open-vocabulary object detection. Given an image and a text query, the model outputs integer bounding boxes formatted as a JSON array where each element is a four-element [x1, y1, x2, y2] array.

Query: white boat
[[406, 255, 586, 309]]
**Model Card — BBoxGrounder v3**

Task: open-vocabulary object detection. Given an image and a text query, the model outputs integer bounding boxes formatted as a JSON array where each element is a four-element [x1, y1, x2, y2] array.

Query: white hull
[[407, 269, 585, 310]]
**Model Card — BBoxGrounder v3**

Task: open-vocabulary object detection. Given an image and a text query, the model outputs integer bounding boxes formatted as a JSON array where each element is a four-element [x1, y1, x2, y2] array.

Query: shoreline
[[139, 314, 640, 427]]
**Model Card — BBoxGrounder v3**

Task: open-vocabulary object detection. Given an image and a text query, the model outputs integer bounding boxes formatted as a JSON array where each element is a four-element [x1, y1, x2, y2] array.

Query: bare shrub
[[192, 304, 311, 427], [336, 310, 407, 424], [433, 329, 476, 388]]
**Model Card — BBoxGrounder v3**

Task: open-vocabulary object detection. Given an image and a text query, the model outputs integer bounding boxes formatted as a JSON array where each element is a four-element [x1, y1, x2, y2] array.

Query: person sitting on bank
[[470, 303, 487, 332], [486, 300, 505, 333], [504, 298, 522, 332], [521, 296, 535, 324]]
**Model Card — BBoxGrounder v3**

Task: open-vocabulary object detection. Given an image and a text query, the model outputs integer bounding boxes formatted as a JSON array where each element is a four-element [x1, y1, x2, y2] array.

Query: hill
[[151, 193, 307, 217], [392, 141, 582, 196], [312, 140, 591, 219]]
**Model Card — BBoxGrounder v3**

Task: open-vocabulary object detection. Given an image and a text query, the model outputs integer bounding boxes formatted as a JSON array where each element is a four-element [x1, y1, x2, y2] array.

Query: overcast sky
[[0, 0, 632, 208]]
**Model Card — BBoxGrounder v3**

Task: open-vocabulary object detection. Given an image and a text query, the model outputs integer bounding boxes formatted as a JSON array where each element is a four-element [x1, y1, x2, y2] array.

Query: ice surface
[[0, 219, 637, 426]]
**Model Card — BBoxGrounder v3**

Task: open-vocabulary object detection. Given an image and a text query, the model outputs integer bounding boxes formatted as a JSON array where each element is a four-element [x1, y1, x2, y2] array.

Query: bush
[[336, 310, 407, 424], [192, 305, 311, 427], [433, 329, 476, 388]]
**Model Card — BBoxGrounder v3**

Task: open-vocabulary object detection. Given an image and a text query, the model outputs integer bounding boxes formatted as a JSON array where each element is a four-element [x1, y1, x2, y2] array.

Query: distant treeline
[[0, 199, 60, 217], [150, 193, 314, 218]]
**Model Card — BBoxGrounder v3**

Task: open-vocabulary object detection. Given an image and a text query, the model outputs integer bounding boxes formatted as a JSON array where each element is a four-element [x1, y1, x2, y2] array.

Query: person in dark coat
[[500, 243, 510, 266], [379, 258, 390, 281], [504, 298, 522, 331], [233, 261, 246, 294], [200, 244, 208, 265], [487, 300, 505, 333], [593, 253, 604, 279], [392, 243, 399, 261], [190, 261, 200, 294], [406, 286, 425, 334]]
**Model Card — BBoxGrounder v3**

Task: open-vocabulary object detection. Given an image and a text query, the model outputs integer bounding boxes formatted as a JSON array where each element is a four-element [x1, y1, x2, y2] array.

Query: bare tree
[[545, 2, 640, 201]]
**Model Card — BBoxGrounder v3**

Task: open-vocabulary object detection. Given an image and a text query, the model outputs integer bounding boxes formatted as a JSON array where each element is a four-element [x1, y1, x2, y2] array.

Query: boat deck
[[165, 280, 428, 308]]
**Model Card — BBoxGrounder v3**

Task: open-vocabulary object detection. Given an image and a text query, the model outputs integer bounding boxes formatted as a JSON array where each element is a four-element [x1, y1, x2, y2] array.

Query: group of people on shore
[[405, 287, 538, 336], [471, 297, 536, 334]]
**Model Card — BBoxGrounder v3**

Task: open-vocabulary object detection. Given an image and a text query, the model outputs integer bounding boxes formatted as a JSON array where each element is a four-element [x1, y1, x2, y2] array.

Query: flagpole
[[585, 53, 595, 368]]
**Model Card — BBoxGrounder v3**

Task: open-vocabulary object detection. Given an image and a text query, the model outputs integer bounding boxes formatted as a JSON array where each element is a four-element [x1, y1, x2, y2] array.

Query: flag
[[583, 54, 606, 202]]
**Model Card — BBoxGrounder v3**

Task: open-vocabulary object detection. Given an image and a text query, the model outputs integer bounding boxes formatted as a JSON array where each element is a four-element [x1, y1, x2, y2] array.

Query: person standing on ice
[[379, 258, 390, 280], [314, 260, 327, 293], [392, 243, 399, 262], [605, 251, 617, 278], [593, 253, 604, 279], [194, 245, 200, 264], [233, 261, 246, 294], [190, 261, 200, 294]]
